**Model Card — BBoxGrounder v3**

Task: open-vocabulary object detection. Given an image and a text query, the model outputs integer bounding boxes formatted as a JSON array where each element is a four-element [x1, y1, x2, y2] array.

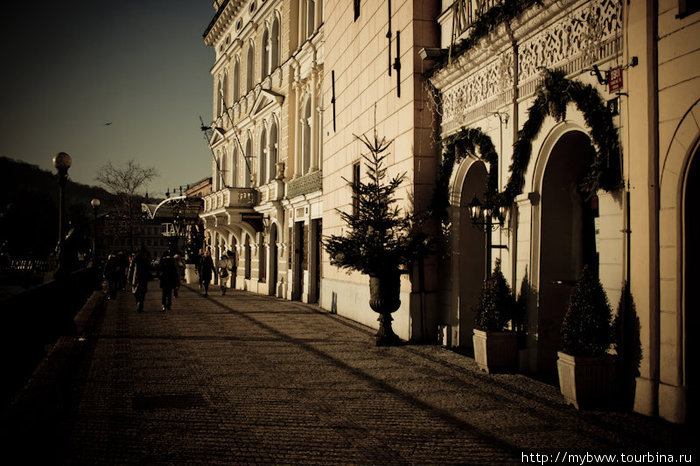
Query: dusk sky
[[0, 1, 216, 198]]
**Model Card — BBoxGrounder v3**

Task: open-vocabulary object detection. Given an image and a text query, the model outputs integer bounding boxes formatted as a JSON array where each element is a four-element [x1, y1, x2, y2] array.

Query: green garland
[[432, 69, 622, 224], [424, 0, 543, 80]]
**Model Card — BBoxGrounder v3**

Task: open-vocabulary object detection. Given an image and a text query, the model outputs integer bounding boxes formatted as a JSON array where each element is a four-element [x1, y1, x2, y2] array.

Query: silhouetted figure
[[117, 251, 128, 290], [218, 253, 232, 296], [159, 251, 180, 311], [103, 253, 120, 299], [199, 249, 216, 297], [128, 247, 151, 313]]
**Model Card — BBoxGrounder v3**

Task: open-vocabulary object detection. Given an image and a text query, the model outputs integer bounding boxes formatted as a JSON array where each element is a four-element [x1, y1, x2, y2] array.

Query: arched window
[[233, 59, 240, 101], [271, 16, 280, 70], [245, 138, 253, 187], [216, 78, 224, 116], [220, 147, 228, 188], [261, 27, 269, 79], [302, 98, 312, 174], [259, 129, 268, 185], [231, 146, 239, 187], [213, 151, 221, 191], [246, 44, 255, 93], [306, 0, 316, 39], [269, 120, 278, 180]]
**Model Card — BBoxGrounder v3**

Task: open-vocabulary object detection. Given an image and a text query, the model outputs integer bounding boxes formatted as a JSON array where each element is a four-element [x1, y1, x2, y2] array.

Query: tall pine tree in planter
[[472, 259, 518, 373], [324, 132, 428, 346], [557, 265, 615, 409]]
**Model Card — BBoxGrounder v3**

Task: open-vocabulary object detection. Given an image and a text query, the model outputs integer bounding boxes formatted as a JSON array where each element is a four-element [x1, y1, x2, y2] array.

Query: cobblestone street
[[4, 285, 694, 464]]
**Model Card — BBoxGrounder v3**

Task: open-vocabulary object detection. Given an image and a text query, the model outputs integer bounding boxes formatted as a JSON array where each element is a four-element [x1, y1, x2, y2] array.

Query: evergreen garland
[[424, 0, 544, 80], [560, 265, 613, 357], [431, 69, 622, 227]]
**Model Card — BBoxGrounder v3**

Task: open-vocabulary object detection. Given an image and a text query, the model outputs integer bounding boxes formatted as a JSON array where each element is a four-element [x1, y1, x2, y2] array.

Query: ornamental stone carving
[[438, 0, 621, 132]]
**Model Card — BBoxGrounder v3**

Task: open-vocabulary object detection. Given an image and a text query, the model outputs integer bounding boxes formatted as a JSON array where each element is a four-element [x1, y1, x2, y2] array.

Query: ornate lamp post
[[53, 152, 72, 273], [468, 194, 509, 278], [91, 198, 101, 262]]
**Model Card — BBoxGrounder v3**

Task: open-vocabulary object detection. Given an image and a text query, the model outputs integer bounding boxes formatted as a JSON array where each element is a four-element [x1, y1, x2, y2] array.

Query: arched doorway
[[684, 145, 699, 423], [456, 160, 488, 348], [538, 130, 597, 373], [269, 224, 278, 296]]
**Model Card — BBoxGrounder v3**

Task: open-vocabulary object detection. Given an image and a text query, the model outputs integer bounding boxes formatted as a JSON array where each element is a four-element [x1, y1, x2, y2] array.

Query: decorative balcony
[[287, 170, 322, 199], [203, 187, 257, 214], [451, 0, 502, 40]]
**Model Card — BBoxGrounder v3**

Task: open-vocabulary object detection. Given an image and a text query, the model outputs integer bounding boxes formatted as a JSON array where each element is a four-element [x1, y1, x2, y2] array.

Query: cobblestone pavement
[[4, 284, 695, 464]]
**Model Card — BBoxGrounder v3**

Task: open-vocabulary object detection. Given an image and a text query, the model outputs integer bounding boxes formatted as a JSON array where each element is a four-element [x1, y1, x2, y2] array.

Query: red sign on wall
[[608, 67, 623, 93]]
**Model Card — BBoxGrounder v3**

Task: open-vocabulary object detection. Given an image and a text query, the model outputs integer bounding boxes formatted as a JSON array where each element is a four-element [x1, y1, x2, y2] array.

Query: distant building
[[185, 177, 212, 198]]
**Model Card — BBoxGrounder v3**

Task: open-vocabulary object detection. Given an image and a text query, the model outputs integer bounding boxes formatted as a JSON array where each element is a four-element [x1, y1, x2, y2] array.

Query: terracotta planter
[[472, 329, 518, 373], [369, 273, 401, 346], [557, 352, 616, 409]]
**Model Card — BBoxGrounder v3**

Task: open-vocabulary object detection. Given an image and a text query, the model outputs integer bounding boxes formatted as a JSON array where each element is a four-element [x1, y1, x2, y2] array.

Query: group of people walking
[[103, 247, 234, 313], [196, 249, 234, 297]]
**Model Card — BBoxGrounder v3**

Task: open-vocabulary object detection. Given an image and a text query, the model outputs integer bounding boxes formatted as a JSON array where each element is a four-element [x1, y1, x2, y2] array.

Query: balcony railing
[[203, 187, 257, 213], [452, 0, 502, 39]]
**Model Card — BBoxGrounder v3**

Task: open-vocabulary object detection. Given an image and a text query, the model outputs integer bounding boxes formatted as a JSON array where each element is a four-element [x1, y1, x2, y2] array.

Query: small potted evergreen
[[324, 131, 428, 346], [557, 265, 615, 409], [472, 259, 517, 373]]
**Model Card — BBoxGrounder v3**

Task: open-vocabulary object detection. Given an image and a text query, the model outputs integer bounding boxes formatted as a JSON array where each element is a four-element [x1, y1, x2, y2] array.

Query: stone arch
[[526, 117, 609, 374], [446, 155, 489, 348], [658, 98, 700, 423]]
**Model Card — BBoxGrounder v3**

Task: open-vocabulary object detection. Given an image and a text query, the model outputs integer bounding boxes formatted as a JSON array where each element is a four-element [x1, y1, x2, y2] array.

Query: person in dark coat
[[103, 253, 120, 299], [128, 247, 151, 313], [199, 249, 216, 297], [159, 251, 180, 311]]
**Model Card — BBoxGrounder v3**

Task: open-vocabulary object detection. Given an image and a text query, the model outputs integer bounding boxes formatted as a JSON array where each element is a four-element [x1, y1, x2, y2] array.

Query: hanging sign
[[608, 66, 623, 93]]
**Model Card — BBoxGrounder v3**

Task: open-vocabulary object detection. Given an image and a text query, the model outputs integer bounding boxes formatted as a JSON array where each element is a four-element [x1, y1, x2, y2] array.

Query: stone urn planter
[[369, 272, 402, 346], [557, 352, 616, 409], [473, 329, 518, 373]]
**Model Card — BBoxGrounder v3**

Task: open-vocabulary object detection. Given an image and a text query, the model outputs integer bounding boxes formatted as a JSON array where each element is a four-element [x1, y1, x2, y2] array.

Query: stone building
[[201, 0, 324, 299], [201, 0, 698, 423], [427, 0, 698, 424]]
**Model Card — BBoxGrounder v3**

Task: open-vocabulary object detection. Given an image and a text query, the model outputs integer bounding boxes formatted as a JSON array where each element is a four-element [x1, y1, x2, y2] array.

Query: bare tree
[[96, 159, 157, 252]]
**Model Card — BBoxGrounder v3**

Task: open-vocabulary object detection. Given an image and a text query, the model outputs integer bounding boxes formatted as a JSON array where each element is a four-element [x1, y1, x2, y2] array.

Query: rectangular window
[[352, 162, 360, 217], [679, 0, 700, 17], [354, 0, 360, 21]]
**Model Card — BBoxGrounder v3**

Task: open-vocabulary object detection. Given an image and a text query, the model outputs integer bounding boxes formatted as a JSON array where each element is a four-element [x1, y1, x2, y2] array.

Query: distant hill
[[0, 157, 114, 257]]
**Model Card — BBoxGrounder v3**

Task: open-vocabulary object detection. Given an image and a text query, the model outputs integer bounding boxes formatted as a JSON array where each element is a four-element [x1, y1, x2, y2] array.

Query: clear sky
[[0, 0, 216, 198]]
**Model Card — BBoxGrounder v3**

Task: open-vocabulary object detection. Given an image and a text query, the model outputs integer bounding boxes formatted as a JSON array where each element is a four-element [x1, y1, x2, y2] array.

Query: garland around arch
[[432, 69, 622, 225]]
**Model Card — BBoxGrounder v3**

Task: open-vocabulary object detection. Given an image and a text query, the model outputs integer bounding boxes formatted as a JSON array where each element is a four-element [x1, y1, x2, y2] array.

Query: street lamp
[[468, 194, 509, 279], [91, 198, 100, 263], [53, 152, 72, 273]]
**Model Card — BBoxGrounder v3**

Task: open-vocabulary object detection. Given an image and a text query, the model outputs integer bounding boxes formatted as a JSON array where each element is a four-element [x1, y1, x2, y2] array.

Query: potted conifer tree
[[557, 265, 615, 409], [324, 131, 428, 346], [472, 259, 517, 373]]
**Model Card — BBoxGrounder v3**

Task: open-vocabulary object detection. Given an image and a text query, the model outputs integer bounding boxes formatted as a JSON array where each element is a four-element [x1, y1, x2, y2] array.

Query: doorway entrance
[[456, 161, 487, 348], [538, 130, 597, 373]]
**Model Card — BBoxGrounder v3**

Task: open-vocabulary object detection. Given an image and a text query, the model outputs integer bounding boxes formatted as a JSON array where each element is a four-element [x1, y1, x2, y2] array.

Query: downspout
[[649, 0, 660, 416]]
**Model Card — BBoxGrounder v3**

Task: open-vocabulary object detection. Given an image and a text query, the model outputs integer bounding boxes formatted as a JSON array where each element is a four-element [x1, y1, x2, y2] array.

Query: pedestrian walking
[[159, 251, 180, 311], [103, 253, 120, 299], [128, 247, 151, 313], [199, 249, 216, 297], [218, 253, 232, 296]]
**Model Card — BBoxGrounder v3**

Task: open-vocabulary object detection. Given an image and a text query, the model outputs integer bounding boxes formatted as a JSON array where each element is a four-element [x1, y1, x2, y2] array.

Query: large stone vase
[[369, 272, 402, 346]]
